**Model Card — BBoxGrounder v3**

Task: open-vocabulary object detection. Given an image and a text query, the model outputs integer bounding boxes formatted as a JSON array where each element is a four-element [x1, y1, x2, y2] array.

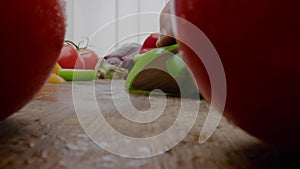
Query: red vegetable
[[58, 44, 85, 69], [174, 0, 300, 147], [139, 33, 160, 54], [0, 0, 65, 120], [79, 49, 99, 70], [58, 40, 99, 70]]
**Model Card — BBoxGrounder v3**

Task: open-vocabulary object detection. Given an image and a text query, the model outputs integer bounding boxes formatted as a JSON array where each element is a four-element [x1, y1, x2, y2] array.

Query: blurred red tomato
[[174, 0, 300, 147], [58, 42, 99, 70], [79, 49, 99, 70], [0, 1, 65, 119], [139, 33, 160, 54], [58, 44, 85, 69]]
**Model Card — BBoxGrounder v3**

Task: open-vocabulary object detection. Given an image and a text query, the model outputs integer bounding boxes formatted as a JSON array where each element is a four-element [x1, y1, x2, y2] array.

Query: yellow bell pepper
[[47, 73, 66, 83], [52, 63, 61, 75]]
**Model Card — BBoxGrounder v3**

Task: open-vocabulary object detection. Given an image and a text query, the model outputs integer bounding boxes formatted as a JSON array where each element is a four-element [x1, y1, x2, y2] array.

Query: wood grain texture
[[0, 80, 298, 169]]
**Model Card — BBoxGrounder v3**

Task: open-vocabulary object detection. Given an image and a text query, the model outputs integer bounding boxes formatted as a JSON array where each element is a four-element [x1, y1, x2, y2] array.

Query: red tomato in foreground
[[79, 49, 99, 70], [58, 44, 85, 69], [0, 1, 65, 120], [174, 0, 300, 147]]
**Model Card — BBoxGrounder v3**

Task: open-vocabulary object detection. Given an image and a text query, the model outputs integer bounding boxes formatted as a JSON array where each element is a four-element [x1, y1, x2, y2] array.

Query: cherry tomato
[[174, 0, 300, 147], [0, 1, 65, 119], [79, 49, 99, 70], [58, 44, 85, 69]]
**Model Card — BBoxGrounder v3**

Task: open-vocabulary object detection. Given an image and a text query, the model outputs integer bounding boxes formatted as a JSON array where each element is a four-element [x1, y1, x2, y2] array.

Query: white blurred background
[[65, 0, 167, 57]]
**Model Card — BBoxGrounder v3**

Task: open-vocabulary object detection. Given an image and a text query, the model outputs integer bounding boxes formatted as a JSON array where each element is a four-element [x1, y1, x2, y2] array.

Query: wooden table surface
[[0, 80, 298, 169]]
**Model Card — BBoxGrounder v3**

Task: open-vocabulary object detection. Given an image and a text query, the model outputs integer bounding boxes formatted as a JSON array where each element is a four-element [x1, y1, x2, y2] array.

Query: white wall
[[65, 0, 167, 58]]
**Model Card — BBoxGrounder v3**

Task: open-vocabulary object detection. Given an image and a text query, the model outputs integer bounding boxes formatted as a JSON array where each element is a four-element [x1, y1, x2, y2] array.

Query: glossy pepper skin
[[0, 1, 65, 120], [174, 0, 300, 147]]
